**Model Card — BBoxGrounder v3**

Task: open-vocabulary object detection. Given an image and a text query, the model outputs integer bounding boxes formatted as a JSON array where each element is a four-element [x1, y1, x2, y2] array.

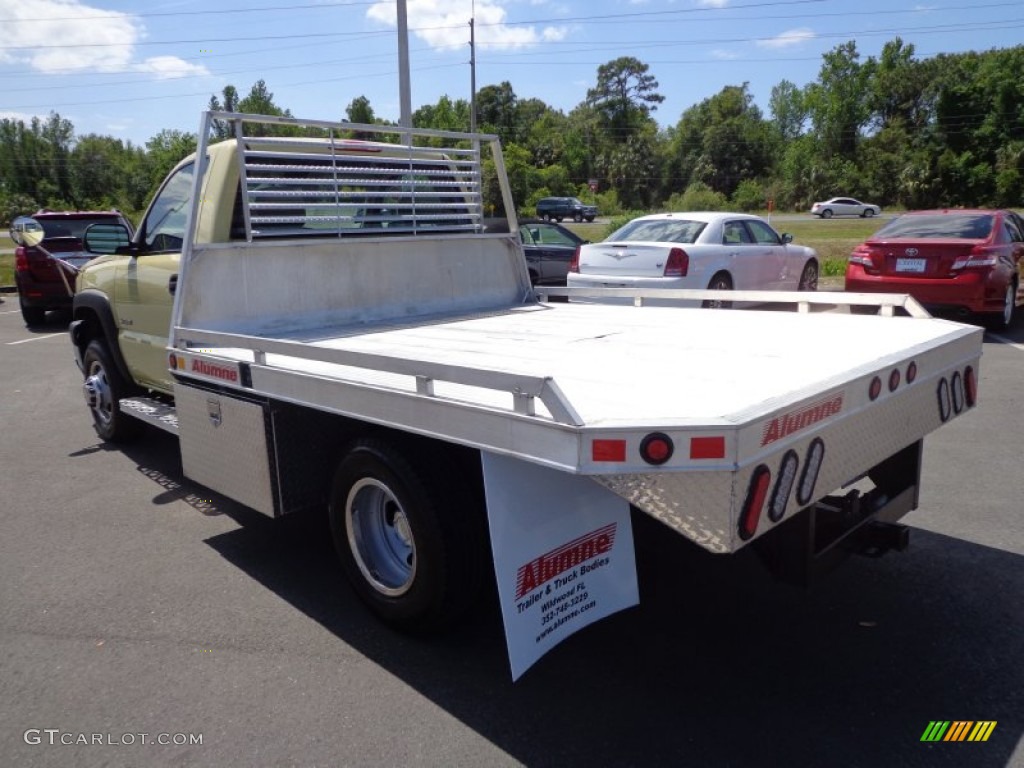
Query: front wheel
[[862, 208, 875, 218], [81, 339, 141, 442], [798, 261, 819, 291], [702, 273, 733, 309], [329, 439, 485, 631]]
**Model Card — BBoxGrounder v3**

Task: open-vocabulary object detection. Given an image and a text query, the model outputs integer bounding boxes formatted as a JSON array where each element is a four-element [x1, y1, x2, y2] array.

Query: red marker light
[[689, 436, 725, 460], [889, 368, 901, 392], [906, 361, 918, 383], [592, 439, 627, 462]]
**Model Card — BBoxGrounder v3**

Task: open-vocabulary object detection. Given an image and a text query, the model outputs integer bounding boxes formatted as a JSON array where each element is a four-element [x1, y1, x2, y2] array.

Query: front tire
[[702, 273, 734, 309], [81, 339, 141, 442], [329, 438, 486, 631], [862, 208, 876, 218]]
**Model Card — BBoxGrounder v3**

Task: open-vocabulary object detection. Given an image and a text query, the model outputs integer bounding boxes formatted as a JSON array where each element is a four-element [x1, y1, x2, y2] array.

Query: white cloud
[[0, 0, 137, 72], [756, 27, 815, 49], [697, 0, 729, 8], [367, 0, 569, 51], [711, 49, 738, 60], [135, 56, 210, 79], [0, 0, 209, 79]]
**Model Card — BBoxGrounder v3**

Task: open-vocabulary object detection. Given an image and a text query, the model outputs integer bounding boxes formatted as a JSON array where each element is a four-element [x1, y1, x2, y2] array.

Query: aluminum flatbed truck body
[[71, 112, 982, 678]]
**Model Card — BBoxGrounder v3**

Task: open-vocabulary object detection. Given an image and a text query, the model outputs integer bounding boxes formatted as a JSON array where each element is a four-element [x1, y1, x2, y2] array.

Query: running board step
[[120, 397, 178, 434]]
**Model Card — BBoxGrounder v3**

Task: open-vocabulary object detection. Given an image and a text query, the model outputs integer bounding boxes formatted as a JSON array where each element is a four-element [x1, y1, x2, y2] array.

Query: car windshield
[[875, 213, 993, 240], [607, 219, 707, 244], [35, 216, 119, 241]]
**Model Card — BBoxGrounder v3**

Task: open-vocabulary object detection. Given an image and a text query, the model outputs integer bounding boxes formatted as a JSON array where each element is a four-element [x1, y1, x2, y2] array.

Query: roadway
[[0, 300, 1021, 767]]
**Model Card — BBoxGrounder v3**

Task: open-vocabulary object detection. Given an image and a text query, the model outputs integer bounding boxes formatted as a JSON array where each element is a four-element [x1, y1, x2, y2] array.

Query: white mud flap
[[482, 453, 639, 681]]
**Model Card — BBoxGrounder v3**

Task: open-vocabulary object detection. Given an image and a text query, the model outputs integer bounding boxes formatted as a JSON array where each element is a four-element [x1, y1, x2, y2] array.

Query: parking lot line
[[986, 332, 1024, 352], [6, 332, 64, 345]]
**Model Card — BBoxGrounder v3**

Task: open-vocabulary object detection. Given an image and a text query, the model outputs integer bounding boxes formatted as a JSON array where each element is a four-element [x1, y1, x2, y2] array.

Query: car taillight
[[664, 248, 689, 277], [569, 245, 580, 274], [15, 246, 29, 272], [952, 245, 997, 269], [848, 246, 879, 272]]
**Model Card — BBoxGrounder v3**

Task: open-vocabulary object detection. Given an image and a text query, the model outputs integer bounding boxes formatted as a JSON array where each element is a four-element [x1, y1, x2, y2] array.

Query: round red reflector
[[906, 361, 917, 383], [964, 366, 977, 407], [640, 432, 674, 465], [888, 368, 901, 392], [869, 376, 882, 400]]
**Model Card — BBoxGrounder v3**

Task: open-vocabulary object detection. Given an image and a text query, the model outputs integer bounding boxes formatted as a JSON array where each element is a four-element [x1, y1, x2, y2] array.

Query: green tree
[[586, 57, 664, 145], [805, 41, 873, 158]]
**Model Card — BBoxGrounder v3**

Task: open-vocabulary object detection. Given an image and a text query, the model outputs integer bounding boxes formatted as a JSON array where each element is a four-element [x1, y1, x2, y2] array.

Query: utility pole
[[469, 17, 477, 133], [397, 0, 412, 129]]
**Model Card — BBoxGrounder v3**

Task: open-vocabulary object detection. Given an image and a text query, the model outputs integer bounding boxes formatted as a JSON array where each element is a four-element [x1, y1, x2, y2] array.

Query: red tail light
[[569, 245, 580, 274], [15, 246, 29, 272], [664, 248, 688, 277], [848, 245, 880, 274], [953, 246, 997, 270], [739, 465, 771, 541]]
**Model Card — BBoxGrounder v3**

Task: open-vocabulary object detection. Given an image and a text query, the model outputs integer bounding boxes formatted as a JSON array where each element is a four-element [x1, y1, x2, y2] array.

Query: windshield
[[607, 219, 707, 244], [875, 213, 993, 240]]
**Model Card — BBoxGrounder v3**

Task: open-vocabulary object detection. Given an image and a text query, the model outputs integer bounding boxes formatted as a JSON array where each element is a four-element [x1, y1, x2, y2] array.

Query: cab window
[[141, 163, 194, 253]]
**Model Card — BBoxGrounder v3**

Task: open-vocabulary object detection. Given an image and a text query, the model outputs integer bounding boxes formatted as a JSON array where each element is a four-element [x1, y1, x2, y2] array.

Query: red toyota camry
[[845, 209, 1024, 330]]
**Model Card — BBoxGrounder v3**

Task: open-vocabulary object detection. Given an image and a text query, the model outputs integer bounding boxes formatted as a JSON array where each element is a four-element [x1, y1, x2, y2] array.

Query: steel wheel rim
[[346, 478, 416, 597], [84, 360, 114, 427]]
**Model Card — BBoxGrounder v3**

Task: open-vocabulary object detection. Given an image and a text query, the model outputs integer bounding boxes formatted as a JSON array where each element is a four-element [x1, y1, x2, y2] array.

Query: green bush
[[662, 182, 728, 212], [731, 179, 766, 212]]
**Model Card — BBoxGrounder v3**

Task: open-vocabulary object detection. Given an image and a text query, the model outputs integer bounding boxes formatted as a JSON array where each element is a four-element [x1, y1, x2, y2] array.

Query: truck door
[[115, 162, 194, 393]]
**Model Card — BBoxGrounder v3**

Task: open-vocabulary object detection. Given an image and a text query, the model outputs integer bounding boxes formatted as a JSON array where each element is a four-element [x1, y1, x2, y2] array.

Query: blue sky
[[0, 0, 1021, 147]]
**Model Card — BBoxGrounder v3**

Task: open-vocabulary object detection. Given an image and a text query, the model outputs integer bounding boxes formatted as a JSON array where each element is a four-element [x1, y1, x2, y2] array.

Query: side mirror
[[9, 216, 44, 248], [83, 222, 132, 254], [781, 232, 793, 244]]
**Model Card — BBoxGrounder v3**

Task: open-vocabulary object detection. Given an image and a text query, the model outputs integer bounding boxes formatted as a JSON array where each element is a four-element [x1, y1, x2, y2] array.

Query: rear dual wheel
[[329, 438, 486, 631]]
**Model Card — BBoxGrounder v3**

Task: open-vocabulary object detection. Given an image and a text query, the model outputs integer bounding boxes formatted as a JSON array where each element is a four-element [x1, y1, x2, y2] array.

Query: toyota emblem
[[905, 247, 919, 256]]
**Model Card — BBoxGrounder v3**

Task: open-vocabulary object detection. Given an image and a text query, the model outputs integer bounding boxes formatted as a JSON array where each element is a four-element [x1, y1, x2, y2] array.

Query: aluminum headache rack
[[201, 111, 516, 241]]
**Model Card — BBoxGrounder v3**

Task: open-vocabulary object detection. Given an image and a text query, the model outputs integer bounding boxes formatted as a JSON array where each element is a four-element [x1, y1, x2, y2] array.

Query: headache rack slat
[[224, 116, 490, 240]]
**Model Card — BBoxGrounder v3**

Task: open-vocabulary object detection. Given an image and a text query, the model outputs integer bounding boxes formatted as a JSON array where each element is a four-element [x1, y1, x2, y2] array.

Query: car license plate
[[895, 258, 926, 273]]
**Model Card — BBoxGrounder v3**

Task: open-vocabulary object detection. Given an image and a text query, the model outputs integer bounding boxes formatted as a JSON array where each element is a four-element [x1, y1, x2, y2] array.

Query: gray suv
[[535, 197, 597, 223]]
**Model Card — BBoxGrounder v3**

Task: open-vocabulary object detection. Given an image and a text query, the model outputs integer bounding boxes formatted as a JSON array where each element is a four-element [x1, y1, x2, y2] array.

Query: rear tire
[[821, 209, 833, 219], [19, 296, 46, 326], [329, 438, 486, 632], [702, 273, 733, 309], [82, 339, 142, 442], [798, 261, 819, 291], [984, 282, 1016, 331]]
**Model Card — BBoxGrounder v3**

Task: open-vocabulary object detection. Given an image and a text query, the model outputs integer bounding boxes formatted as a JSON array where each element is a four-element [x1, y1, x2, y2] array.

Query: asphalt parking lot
[[1, 300, 1022, 767]]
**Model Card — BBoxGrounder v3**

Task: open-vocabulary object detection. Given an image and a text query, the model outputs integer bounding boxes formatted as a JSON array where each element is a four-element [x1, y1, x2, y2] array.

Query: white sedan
[[810, 197, 881, 218], [567, 212, 819, 306]]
